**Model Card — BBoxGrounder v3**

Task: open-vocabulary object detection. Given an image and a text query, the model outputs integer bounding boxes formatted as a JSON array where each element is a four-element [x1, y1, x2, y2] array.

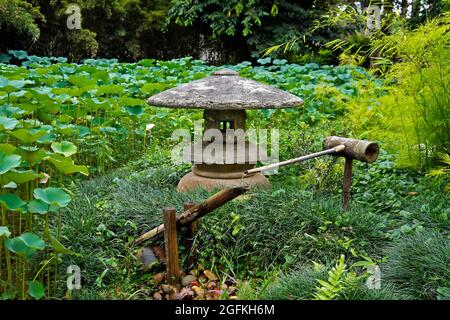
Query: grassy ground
[[56, 149, 450, 300]]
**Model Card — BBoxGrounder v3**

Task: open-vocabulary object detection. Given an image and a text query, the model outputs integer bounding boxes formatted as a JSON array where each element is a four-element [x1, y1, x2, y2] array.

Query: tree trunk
[[411, 0, 422, 20], [401, 0, 409, 18]]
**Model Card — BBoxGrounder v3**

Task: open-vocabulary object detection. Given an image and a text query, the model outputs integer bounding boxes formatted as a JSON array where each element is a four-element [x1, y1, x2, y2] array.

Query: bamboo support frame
[[342, 158, 353, 211], [163, 207, 180, 284], [183, 202, 198, 267]]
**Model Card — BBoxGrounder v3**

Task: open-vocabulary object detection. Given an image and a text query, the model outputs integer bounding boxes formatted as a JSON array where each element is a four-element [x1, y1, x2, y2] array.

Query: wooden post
[[342, 157, 353, 210], [163, 207, 180, 284], [184, 202, 198, 267]]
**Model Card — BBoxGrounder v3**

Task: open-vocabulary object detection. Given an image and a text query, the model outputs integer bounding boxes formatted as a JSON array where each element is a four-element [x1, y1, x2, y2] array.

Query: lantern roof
[[147, 68, 304, 110]]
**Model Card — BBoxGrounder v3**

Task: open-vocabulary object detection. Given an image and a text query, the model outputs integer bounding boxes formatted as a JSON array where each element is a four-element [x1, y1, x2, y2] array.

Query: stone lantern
[[147, 69, 303, 192]]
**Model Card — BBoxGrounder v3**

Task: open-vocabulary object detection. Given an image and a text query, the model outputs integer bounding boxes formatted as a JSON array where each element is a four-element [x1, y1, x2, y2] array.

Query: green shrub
[[348, 14, 450, 170], [0, 0, 42, 40], [382, 230, 450, 299]]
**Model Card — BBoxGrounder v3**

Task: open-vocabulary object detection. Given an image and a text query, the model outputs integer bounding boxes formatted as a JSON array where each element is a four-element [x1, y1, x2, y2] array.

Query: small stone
[[208, 289, 222, 296], [220, 283, 228, 290], [228, 286, 237, 295], [153, 272, 165, 284], [153, 292, 163, 300], [136, 247, 159, 271], [206, 289, 221, 300], [192, 285, 205, 298], [175, 287, 194, 300], [151, 246, 166, 263], [203, 270, 218, 281], [206, 281, 217, 290], [161, 284, 174, 294], [182, 274, 197, 287], [168, 287, 179, 300], [225, 277, 237, 286], [190, 280, 199, 287]]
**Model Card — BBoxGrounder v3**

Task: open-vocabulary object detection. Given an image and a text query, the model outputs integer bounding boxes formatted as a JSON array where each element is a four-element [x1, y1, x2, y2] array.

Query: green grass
[[382, 231, 450, 300], [54, 150, 449, 300], [264, 266, 327, 300], [264, 265, 405, 300]]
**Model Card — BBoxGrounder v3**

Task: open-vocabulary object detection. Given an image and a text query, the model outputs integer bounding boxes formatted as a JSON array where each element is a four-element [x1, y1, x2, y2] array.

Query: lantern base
[[177, 171, 270, 192]]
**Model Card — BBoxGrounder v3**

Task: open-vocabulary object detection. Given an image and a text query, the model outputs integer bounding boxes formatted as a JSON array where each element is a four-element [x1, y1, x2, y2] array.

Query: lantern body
[[147, 69, 304, 192]]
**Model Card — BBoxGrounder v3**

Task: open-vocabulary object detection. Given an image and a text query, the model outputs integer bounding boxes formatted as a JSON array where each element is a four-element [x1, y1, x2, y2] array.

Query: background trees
[[1, 0, 447, 63]]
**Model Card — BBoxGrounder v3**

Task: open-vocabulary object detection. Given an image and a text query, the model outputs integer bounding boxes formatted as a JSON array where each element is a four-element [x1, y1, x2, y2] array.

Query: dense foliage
[[0, 50, 381, 298], [0, 3, 448, 301], [1, 1, 447, 62], [347, 13, 450, 169]]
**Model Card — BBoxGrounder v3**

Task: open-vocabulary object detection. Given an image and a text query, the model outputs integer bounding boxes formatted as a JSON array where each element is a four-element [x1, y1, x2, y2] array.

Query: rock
[[206, 281, 217, 290], [225, 277, 237, 286], [168, 287, 179, 300], [208, 289, 222, 296], [161, 284, 174, 294], [182, 274, 197, 287], [190, 280, 200, 287], [153, 292, 163, 300], [136, 247, 159, 271], [203, 270, 218, 281], [151, 246, 166, 263], [206, 289, 221, 300], [153, 272, 165, 284], [175, 287, 194, 300], [227, 286, 237, 295], [192, 286, 205, 298]]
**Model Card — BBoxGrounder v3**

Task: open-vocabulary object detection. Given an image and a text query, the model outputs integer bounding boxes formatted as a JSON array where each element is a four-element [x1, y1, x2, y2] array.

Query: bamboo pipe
[[323, 136, 379, 163], [243, 145, 346, 176]]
